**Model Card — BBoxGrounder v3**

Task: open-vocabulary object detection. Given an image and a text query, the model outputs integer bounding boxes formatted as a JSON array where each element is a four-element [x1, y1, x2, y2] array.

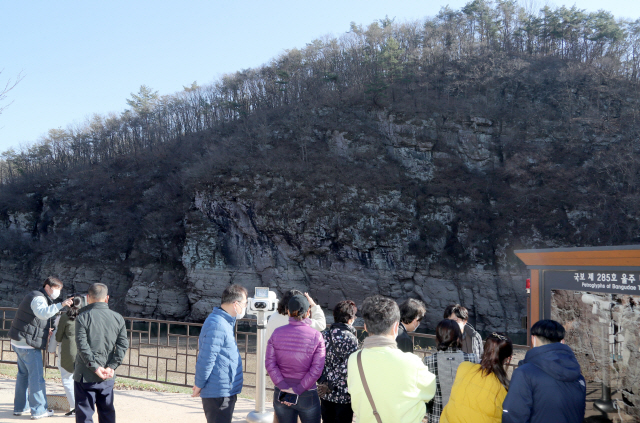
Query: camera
[[248, 287, 277, 313], [72, 294, 88, 309]]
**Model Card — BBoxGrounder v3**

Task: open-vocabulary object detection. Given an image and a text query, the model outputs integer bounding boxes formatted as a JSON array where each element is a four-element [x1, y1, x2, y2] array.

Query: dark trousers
[[74, 379, 115, 423], [202, 395, 237, 423], [320, 399, 353, 423]]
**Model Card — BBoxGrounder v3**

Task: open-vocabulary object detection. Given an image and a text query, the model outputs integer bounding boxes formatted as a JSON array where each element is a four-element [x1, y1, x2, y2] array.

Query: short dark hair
[[333, 300, 357, 324], [43, 276, 63, 289], [277, 289, 304, 315], [221, 284, 248, 305], [453, 305, 469, 321], [361, 295, 400, 335], [88, 283, 108, 300], [531, 319, 565, 343], [443, 304, 456, 319], [400, 298, 426, 324], [436, 319, 463, 351]]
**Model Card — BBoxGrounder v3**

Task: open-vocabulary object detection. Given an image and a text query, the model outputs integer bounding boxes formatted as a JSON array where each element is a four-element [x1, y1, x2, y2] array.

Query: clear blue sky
[[1, 0, 639, 153]]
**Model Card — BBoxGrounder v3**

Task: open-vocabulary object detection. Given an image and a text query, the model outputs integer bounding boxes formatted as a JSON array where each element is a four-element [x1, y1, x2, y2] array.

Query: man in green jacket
[[74, 283, 128, 423], [348, 295, 436, 423]]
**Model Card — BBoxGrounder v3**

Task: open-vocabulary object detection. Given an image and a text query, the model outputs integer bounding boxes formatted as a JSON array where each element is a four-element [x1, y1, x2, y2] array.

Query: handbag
[[47, 314, 62, 353], [357, 350, 383, 423]]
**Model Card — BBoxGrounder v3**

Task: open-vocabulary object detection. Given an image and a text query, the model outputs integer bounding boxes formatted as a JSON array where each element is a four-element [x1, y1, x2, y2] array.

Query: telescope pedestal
[[594, 384, 616, 415], [246, 411, 274, 423], [246, 311, 274, 423]]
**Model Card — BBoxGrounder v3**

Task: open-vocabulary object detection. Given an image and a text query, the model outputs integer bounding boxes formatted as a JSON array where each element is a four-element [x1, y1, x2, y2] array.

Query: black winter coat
[[502, 342, 586, 423], [396, 323, 414, 353]]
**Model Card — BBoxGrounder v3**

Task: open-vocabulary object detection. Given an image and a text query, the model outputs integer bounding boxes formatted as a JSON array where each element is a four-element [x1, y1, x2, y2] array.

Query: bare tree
[[0, 69, 24, 116]]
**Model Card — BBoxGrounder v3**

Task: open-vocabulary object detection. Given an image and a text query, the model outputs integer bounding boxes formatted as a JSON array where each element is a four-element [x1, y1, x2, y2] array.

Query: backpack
[[437, 352, 465, 406]]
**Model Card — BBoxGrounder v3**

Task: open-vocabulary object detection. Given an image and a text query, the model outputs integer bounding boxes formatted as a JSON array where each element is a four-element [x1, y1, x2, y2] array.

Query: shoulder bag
[[357, 350, 383, 423]]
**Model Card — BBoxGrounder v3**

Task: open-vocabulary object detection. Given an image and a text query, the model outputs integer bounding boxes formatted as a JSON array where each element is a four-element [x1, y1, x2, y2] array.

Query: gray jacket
[[73, 302, 129, 383]]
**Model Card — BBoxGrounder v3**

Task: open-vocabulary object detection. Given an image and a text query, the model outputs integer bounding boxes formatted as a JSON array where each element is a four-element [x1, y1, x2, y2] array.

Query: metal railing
[[1, 307, 528, 389], [0, 307, 266, 389], [353, 327, 529, 375], [0, 308, 17, 365]]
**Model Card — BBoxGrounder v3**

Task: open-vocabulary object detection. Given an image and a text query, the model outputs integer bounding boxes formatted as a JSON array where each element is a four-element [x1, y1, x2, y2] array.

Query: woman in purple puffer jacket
[[266, 294, 326, 423]]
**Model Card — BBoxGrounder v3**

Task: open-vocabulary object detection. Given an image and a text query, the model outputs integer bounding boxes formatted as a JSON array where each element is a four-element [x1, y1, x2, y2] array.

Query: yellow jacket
[[347, 346, 436, 423], [440, 362, 507, 423]]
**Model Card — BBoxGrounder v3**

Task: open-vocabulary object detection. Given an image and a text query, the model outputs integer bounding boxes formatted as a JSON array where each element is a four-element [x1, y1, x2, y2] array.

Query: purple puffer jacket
[[265, 317, 326, 395]]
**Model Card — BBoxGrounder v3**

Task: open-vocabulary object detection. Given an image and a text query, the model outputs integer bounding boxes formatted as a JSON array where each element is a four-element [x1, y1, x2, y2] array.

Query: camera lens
[[255, 301, 267, 309]]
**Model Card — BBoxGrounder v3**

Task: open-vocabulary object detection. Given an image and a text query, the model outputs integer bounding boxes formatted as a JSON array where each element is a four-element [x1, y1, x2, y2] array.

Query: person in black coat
[[396, 298, 426, 353], [502, 319, 586, 423]]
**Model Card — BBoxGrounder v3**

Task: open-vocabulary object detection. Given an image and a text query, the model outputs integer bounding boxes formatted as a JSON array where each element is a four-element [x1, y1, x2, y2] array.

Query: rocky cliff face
[[552, 290, 640, 419], [1, 98, 637, 334]]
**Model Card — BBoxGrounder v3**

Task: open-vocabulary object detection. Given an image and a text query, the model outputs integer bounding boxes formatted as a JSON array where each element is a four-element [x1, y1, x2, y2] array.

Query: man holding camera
[[9, 276, 74, 419], [193, 284, 248, 423], [74, 283, 128, 423]]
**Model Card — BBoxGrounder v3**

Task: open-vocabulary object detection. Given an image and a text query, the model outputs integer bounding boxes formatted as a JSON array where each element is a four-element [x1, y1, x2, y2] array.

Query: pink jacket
[[265, 317, 326, 395]]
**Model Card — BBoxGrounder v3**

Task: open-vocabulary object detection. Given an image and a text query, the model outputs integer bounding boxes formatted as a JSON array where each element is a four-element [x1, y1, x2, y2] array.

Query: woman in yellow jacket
[[440, 332, 513, 423]]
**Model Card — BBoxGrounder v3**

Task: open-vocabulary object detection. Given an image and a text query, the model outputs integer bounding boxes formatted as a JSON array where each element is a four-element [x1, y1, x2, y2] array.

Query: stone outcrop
[[0, 106, 635, 336]]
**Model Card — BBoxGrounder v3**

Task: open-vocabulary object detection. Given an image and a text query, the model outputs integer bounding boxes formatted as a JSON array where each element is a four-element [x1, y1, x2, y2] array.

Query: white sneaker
[[13, 411, 28, 416], [31, 409, 54, 419]]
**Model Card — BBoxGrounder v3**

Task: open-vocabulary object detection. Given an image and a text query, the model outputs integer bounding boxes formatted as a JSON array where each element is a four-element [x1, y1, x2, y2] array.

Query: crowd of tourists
[[8, 279, 587, 423], [194, 285, 587, 423]]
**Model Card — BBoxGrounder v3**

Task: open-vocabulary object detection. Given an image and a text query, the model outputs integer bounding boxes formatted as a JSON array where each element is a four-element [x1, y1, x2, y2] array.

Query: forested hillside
[[1, 1, 640, 334]]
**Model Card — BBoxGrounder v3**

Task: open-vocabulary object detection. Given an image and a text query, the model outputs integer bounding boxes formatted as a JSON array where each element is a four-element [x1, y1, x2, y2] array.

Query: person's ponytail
[[288, 309, 305, 321]]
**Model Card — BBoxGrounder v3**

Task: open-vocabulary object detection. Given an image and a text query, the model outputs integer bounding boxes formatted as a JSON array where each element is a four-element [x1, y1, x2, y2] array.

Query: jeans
[[13, 347, 48, 416], [273, 387, 321, 423], [59, 365, 75, 411], [75, 378, 115, 423]]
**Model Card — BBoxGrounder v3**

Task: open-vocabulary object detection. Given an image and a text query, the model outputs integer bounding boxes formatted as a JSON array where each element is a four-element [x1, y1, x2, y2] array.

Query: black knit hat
[[288, 294, 310, 315]]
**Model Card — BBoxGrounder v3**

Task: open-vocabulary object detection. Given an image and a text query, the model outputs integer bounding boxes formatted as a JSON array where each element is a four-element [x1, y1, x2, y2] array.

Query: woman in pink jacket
[[266, 294, 326, 423]]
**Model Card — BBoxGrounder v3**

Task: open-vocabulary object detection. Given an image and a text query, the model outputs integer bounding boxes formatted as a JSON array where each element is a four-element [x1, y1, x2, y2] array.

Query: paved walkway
[[0, 378, 272, 423], [3, 377, 634, 422]]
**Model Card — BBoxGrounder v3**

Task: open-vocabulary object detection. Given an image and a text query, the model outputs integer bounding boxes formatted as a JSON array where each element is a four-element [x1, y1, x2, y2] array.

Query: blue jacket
[[195, 307, 243, 398], [502, 343, 586, 423]]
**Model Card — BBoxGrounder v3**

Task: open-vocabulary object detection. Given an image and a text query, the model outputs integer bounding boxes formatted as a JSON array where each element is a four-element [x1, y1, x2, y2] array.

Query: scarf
[[362, 334, 398, 349]]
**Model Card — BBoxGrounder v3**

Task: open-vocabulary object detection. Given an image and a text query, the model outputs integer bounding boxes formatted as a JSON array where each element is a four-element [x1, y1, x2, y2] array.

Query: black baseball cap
[[288, 294, 310, 315]]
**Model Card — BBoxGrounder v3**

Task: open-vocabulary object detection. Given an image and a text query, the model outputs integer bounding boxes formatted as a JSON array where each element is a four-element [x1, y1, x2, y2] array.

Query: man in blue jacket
[[193, 284, 248, 423], [502, 319, 586, 423]]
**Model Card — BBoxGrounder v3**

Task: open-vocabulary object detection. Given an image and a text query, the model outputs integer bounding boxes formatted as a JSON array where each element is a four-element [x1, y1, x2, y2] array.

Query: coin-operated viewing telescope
[[246, 287, 278, 423], [248, 287, 277, 314]]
